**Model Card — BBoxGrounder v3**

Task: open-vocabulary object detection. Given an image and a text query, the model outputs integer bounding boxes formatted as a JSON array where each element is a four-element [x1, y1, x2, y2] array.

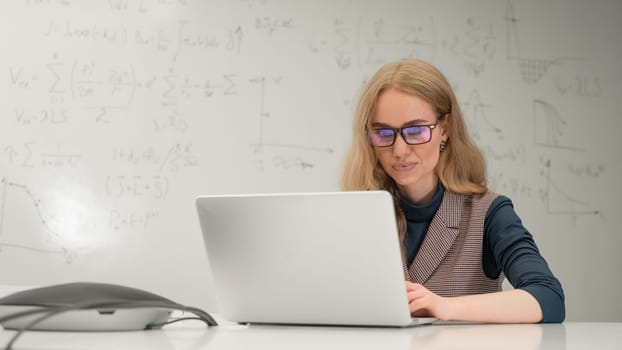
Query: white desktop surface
[[1, 287, 619, 349], [0, 322, 620, 350]]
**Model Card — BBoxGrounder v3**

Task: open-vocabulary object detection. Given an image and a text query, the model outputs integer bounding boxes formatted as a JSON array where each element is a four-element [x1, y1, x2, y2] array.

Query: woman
[[341, 58, 564, 323]]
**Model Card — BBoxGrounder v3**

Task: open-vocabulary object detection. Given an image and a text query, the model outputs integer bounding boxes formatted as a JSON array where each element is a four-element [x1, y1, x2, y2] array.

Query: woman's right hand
[[405, 281, 453, 320]]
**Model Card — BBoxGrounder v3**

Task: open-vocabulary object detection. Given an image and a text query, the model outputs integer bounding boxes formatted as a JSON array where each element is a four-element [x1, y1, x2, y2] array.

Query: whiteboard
[[1, 0, 620, 321]]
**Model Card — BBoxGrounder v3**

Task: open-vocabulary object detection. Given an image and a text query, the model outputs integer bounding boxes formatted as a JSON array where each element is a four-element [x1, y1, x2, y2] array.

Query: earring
[[439, 140, 447, 152]]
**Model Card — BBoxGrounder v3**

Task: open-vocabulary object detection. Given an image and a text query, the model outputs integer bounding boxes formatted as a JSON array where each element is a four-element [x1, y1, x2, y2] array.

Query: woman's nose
[[391, 133, 411, 157]]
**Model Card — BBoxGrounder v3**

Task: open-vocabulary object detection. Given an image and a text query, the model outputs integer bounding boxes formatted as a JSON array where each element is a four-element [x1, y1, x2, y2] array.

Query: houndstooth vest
[[403, 191, 504, 296]]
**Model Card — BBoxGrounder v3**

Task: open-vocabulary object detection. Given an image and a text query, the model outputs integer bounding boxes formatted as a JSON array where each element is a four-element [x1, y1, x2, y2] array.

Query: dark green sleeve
[[483, 196, 565, 323]]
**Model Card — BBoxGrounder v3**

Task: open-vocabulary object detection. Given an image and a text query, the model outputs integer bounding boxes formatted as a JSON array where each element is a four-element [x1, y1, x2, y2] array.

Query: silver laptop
[[195, 191, 435, 327]]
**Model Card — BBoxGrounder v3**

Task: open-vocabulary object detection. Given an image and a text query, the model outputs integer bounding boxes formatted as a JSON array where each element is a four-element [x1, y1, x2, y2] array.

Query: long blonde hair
[[340, 58, 487, 236]]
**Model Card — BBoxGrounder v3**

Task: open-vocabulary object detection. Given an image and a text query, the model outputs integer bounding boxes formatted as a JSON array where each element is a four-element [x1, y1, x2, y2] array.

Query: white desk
[[0, 322, 620, 350]]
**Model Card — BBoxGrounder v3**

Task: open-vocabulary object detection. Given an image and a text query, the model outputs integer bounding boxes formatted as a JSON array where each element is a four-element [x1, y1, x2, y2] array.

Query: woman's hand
[[405, 281, 453, 320], [405, 282, 544, 323]]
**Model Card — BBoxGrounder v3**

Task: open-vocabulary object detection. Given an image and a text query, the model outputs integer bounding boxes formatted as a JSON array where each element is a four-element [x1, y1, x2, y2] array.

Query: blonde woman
[[341, 59, 564, 323]]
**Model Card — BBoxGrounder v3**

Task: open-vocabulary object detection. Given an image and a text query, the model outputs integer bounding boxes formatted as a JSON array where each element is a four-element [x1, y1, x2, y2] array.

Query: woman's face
[[371, 88, 447, 204]]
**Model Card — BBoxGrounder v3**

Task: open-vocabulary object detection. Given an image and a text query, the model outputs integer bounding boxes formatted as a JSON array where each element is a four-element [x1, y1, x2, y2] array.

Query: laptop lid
[[195, 191, 419, 327]]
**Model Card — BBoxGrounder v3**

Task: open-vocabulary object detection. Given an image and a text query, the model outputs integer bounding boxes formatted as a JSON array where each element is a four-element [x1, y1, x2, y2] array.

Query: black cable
[[145, 316, 204, 329], [4, 305, 84, 350], [1, 301, 217, 350]]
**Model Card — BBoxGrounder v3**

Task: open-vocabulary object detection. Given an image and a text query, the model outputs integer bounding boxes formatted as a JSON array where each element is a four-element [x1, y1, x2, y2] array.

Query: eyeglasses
[[368, 124, 438, 147]]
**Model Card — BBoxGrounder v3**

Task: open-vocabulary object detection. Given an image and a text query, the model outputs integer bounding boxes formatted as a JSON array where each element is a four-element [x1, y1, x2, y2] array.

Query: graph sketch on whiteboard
[[505, 1, 581, 85], [539, 159, 600, 216], [462, 90, 503, 141], [532, 99, 585, 152], [0, 177, 75, 262], [248, 76, 333, 172]]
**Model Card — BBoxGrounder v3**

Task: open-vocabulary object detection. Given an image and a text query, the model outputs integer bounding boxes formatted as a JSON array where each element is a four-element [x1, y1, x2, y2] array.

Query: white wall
[[1, 0, 620, 321]]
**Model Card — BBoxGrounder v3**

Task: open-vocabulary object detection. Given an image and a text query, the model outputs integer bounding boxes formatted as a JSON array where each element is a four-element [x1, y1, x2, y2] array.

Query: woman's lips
[[393, 162, 416, 171]]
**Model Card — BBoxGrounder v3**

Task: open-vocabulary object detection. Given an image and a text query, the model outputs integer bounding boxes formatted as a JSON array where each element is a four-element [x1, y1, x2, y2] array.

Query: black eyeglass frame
[[368, 123, 438, 147]]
